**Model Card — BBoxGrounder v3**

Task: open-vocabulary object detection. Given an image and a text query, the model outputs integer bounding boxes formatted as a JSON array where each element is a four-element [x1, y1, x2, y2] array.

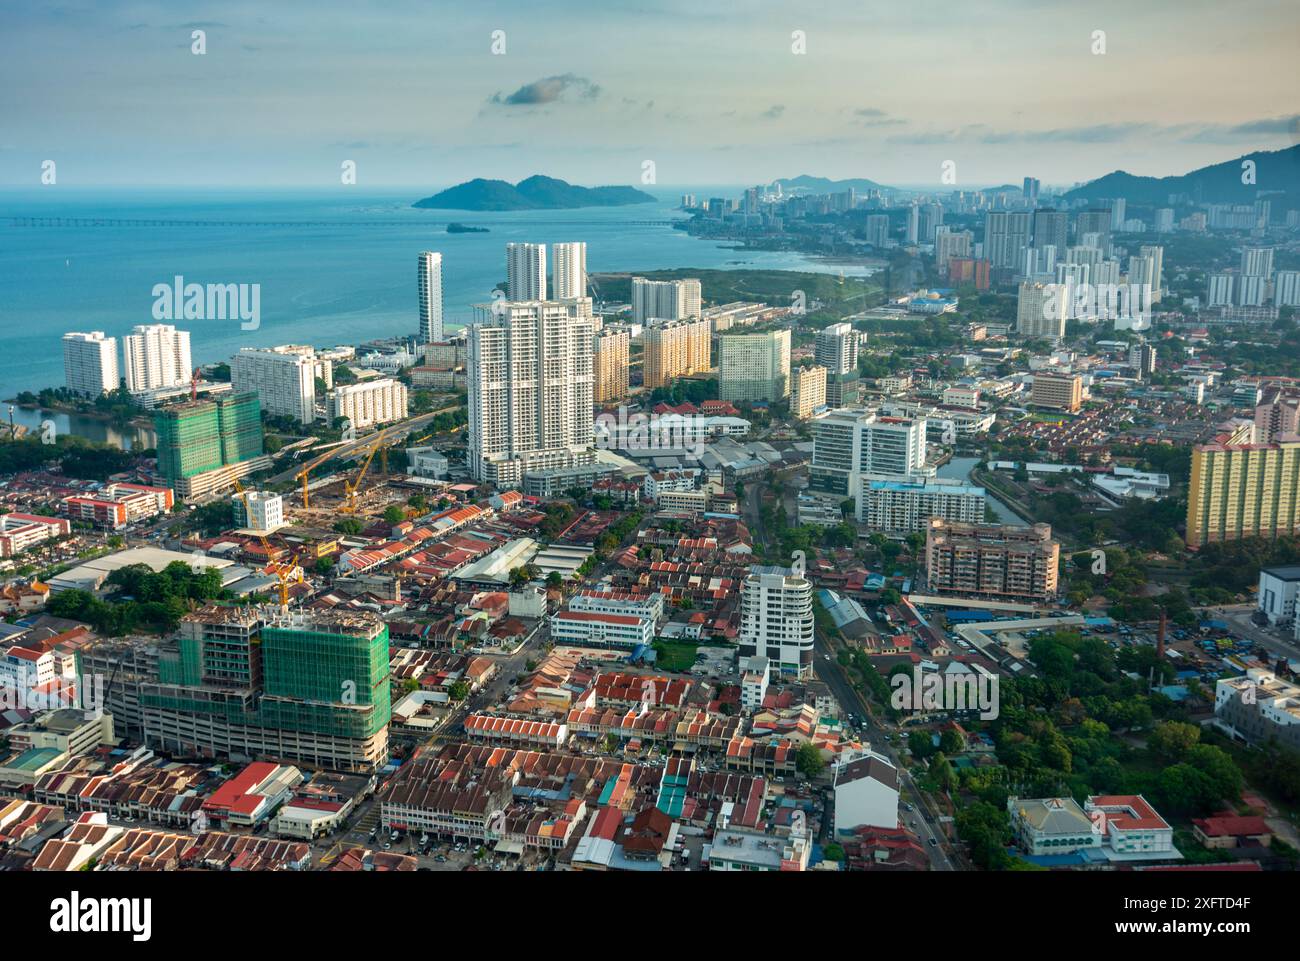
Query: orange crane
[[339, 433, 387, 513], [233, 479, 295, 609]]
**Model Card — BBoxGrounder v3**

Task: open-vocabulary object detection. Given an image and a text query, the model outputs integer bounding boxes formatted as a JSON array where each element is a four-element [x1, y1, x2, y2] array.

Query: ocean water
[[0, 186, 872, 405]]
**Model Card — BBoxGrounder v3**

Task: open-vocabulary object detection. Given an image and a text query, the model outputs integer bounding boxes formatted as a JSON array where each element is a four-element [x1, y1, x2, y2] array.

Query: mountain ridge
[[414, 175, 657, 211]]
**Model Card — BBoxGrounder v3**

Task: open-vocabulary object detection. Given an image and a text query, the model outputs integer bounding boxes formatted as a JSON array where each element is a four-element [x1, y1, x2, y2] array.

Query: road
[[265, 405, 461, 486], [812, 635, 958, 870]]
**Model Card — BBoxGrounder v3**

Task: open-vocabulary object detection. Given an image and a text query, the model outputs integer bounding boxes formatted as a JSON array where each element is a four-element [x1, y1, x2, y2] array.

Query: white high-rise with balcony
[[326, 378, 408, 429], [63, 331, 120, 397], [418, 251, 444, 343], [467, 298, 595, 488], [552, 242, 587, 300], [631, 277, 702, 324], [122, 324, 191, 395], [506, 243, 547, 301], [814, 322, 859, 376], [231, 346, 317, 424], [739, 552, 814, 680]]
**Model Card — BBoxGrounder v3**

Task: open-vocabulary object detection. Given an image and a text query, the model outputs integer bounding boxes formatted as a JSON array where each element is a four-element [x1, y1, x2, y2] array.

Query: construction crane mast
[[233, 479, 293, 610]]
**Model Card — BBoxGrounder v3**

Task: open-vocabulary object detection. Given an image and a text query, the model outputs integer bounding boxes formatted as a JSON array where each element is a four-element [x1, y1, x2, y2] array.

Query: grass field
[[591, 268, 879, 317], [653, 640, 699, 672]]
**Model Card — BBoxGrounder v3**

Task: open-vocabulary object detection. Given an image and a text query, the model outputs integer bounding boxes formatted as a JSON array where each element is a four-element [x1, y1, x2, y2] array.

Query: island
[[447, 223, 489, 233], [414, 174, 657, 211]]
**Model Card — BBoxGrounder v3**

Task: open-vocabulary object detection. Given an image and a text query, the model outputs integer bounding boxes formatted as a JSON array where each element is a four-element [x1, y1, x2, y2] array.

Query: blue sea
[[0, 186, 873, 407]]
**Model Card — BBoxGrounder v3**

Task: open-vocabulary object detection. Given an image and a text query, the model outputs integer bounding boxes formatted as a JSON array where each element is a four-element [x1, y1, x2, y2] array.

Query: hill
[[773, 174, 889, 195], [414, 175, 657, 211], [1063, 144, 1300, 206]]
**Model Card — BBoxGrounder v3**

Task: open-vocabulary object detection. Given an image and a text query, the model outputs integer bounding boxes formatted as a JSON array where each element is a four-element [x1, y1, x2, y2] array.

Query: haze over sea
[[0, 186, 874, 402]]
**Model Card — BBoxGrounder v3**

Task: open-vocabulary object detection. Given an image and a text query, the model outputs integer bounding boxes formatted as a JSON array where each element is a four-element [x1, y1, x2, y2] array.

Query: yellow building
[[643, 317, 710, 389], [791, 365, 827, 420], [594, 328, 630, 403], [1187, 440, 1300, 548], [1030, 373, 1082, 412]]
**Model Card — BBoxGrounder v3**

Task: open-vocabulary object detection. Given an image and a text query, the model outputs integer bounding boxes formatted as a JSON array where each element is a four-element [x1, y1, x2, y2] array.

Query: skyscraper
[[1187, 439, 1300, 547], [153, 392, 268, 498], [506, 242, 546, 301], [552, 242, 588, 300], [718, 330, 791, 402], [417, 251, 444, 342], [1033, 209, 1069, 252], [809, 408, 927, 496], [1017, 282, 1065, 340], [62, 331, 119, 397], [643, 317, 710, 389], [984, 211, 1032, 268], [814, 322, 859, 376], [122, 324, 191, 396], [467, 298, 595, 488], [631, 277, 702, 324], [593, 327, 630, 403], [231, 346, 317, 424], [739, 553, 814, 680]]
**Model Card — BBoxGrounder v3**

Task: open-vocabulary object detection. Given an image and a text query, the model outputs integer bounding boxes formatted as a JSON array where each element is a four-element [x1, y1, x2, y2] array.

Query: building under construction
[[153, 392, 272, 500], [132, 605, 391, 772]]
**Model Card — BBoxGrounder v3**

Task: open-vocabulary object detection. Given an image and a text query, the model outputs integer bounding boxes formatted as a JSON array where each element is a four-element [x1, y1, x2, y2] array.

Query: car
[[383, 842, 391, 849], [929, 838, 938, 847]]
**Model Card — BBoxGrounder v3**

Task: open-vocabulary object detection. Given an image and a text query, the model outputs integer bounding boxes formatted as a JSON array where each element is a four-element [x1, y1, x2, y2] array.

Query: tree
[[334, 518, 363, 535], [546, 571, 563, 588], [796, 741, 825, 779], [383, 505, 406, 525], [1148, 720, 1201, 762], [908, 731, 936, 759], [448, 681, 469, 701]]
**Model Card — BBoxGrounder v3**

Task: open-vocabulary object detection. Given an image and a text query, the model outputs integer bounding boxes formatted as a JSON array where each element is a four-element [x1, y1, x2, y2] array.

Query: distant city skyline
[[3, 1, 1297, 188]]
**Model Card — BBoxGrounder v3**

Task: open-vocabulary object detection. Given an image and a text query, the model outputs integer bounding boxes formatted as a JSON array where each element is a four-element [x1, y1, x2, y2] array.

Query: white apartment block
[[859, 477, 987, 533], [550, 610, 654, 651], [233, 490, 284, 534], [231, 346, 318, 424], [552, 242, 588, 300], [631, 277, 703, 324], [506, 243, 547, 301], [942, 386, 981, 408], [643, 468, 701, 501], [63, 331, 120, 397], [718, 330, 792, 403], [122, 324, 191, 394], [467, 298, 595, 488], [326, 378, 409, 429], [810, 408, 927, 498], [1017, 282, 1064, 340], [569, 588, 665, 624], [418, 251, 444, 343], [738, 553, 814, 680], [814, 322, 859, 376], [1276, 271, 1300, 308]]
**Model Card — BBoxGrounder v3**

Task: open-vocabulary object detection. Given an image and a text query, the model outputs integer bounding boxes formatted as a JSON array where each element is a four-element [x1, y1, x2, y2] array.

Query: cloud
[[489, 74, 600, 106], [1178, 114, 1300, 143], [762, 104, 785, 119]]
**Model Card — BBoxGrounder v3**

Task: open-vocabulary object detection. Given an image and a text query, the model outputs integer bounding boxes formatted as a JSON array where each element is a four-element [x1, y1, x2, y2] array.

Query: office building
[[153, 393, 270, 499], [790, 365, 827, 420], [814, 322, 859, 376], [417, 251, 444, 343], [506, 242, 546, 301], [1030, 372, 1083, 412], [1186, 439, 1300, 548], [122, 324, 191, 395], [62, 482, 174, 530], [643, 316, 711, 389], [593, 327, 630, 403], [1129, 342, 1157, 378], [859, 478, 987, 534], [231, 346, 318, 425], [810, 408, 927, 497], [631, 277, 703, 324], [718, 330, 791, 403], [326, 378, 408, 429], [62, 331, 120, 397], [924, 519, 1060, 602], [142, 607, 391, 772], [467, 298, 595, 488], [738, 553, 815, 680], [552, 242, 587, 300]]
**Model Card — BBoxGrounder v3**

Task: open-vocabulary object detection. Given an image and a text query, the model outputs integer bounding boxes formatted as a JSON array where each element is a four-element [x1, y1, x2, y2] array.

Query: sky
[[2, 0, 1298, 190]]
